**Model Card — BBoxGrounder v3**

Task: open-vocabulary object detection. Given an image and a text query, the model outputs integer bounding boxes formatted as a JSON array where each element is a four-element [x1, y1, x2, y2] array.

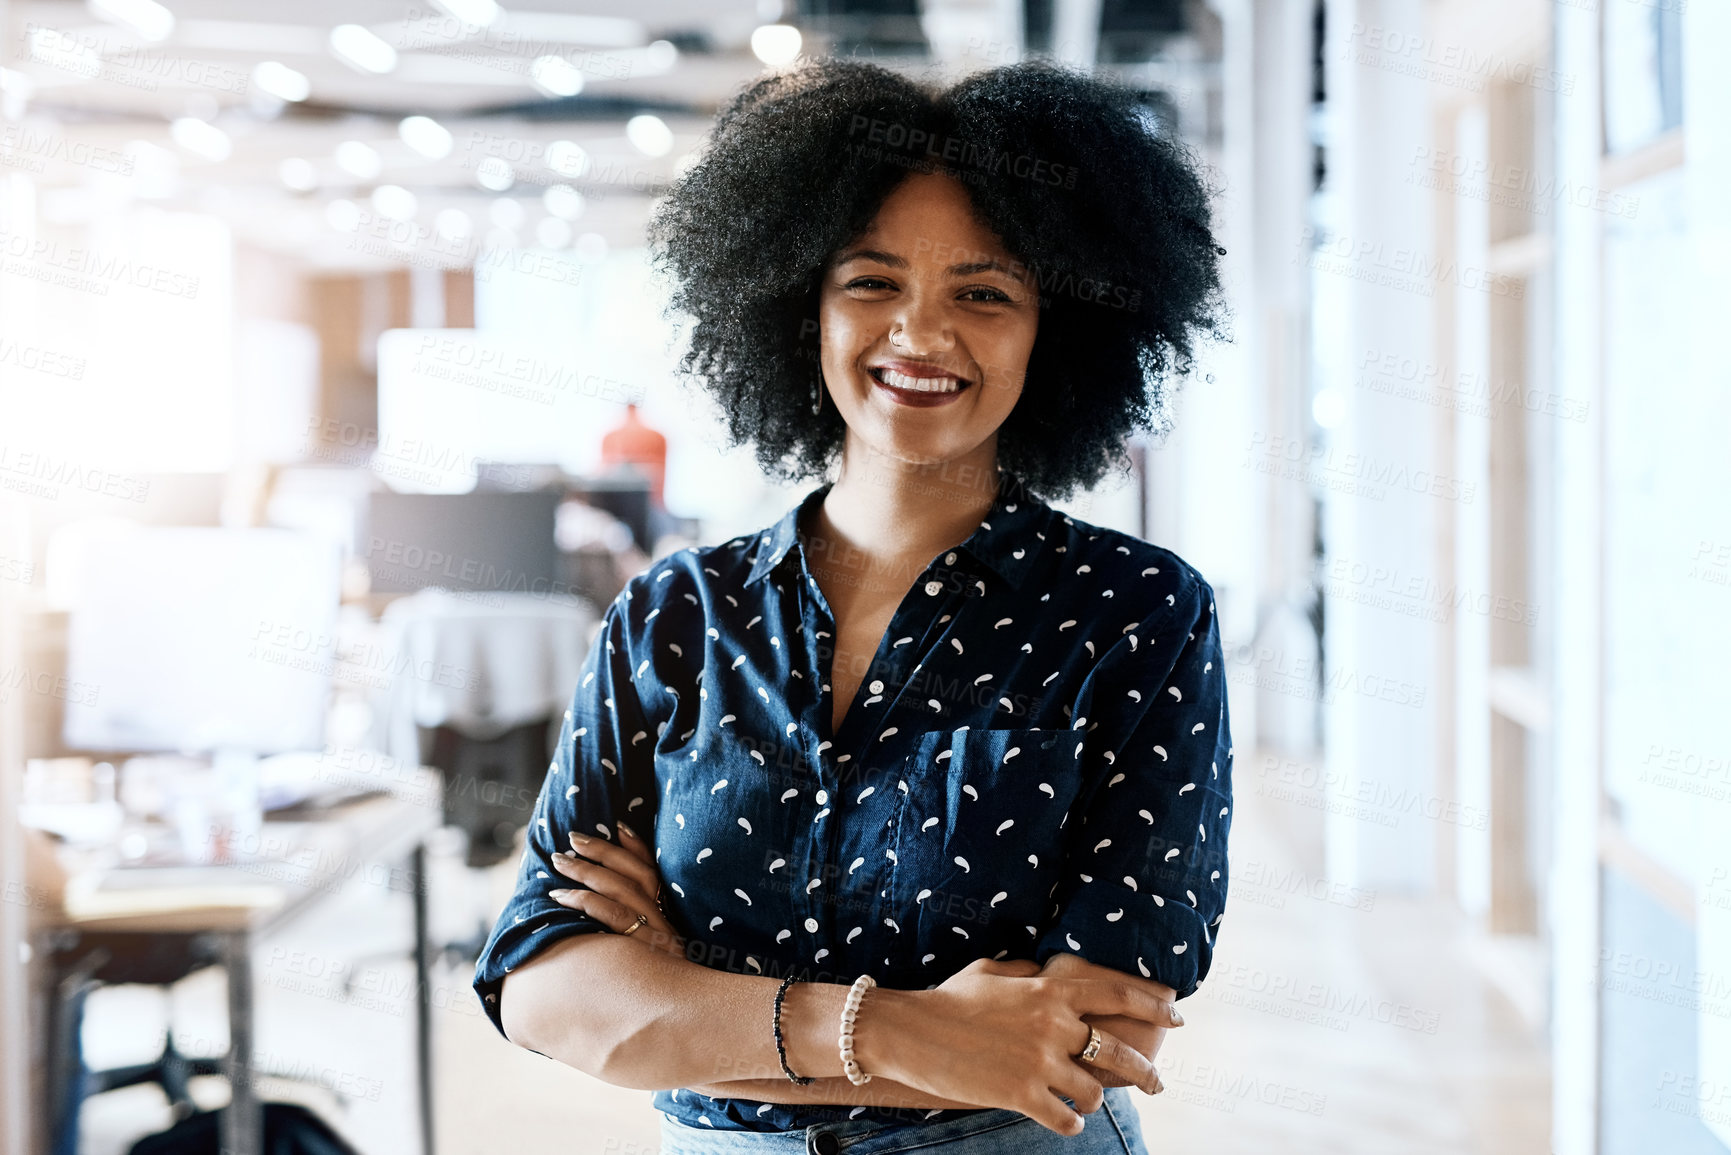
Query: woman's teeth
[[877, 369, 962, 393]]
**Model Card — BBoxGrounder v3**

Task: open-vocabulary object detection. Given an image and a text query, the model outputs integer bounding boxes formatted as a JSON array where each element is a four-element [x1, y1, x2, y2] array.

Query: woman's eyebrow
[[947, 257, 1021, 278], [833, 249, 1022, 278], [834, 247, 906, 268]]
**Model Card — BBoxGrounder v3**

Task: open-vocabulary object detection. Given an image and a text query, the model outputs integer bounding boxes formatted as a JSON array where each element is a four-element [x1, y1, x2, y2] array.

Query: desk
[[38, 781, 443, 1155]]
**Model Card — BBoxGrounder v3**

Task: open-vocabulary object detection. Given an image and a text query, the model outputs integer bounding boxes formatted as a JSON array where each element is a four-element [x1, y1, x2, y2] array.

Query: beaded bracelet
[[772, 973, 815, 1085], [839, 973, 876, 1086]]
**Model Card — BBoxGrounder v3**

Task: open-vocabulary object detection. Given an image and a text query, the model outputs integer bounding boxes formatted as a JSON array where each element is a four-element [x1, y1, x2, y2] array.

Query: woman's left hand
[[548, 825, 687, 960]]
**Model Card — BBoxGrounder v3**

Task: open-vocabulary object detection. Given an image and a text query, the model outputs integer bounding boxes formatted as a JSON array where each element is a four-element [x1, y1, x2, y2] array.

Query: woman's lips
[[868, 365, 971, 407]]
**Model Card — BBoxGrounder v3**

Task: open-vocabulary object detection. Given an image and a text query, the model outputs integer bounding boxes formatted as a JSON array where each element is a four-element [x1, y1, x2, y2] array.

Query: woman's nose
[[889, 293, 954, 353]]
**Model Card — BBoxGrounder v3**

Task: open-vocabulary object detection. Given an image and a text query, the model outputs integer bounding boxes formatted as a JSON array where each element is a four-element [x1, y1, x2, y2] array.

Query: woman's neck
[[814, 444, 1002, 568]]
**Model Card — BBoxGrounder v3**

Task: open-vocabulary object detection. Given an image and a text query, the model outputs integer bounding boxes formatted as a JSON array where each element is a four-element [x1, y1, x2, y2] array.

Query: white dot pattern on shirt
[[472, 470, 1234, 1134]]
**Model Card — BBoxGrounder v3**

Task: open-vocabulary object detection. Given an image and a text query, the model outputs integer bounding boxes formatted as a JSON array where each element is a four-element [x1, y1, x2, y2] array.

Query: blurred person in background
[[475, 57, 1232, 1154]]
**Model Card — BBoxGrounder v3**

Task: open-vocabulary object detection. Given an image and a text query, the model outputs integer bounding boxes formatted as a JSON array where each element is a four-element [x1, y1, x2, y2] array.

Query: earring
[[811, 367, 823, 415]]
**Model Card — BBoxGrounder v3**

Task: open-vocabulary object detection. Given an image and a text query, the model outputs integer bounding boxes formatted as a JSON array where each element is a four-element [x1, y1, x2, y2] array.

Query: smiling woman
[[647, 57, 1226, 501], [474, 55, 1232, 1155]]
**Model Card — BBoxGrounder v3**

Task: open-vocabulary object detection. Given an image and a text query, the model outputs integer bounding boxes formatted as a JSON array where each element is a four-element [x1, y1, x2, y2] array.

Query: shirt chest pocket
[[890, 726, 1086, 970]]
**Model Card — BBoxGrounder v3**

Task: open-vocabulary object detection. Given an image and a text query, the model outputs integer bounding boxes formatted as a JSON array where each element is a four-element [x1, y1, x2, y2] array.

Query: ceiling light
[[574, 232, 608, 262], [252, 61, 310, 102], [124, 138, 179, 197], [28, 28, 102, 79], [490, 13, 643, 48], [399, 115, 453, 159], [371, 185, 417, 221], [642, 40, 678, 73], [545, 140, 591, 179], [436, 208, 473, 239], [88, 0, 174, 42], [279, 157, 318, 191], [330, 24, 397, 74], [537, 218, 572, 249], [334, 141, 382, 180], [431, 0, 501, 27], [543, 184, 583, 220], [530, 55, 583, 97], [169, 118, 231, 162], [625, 114, 672, 158], [750, 24, 802, 67], [475, 156, 514, 191], [326, 199, 362, 231]]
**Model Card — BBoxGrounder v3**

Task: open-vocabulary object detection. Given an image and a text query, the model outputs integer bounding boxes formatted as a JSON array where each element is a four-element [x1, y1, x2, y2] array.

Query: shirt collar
[[744, 467, 1051, 592]]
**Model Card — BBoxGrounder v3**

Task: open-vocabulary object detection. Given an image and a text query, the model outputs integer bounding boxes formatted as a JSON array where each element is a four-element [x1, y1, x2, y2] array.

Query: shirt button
[[868, 679, 884, 694], [804, 918, 819, 932], [816, 790, 829, 805], [924, 580, 942, 596], [945, 552, 957, 565]]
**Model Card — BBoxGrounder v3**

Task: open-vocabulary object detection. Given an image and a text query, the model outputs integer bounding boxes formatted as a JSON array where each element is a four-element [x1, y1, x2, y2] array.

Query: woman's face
[[818, 172, 1039, 470]]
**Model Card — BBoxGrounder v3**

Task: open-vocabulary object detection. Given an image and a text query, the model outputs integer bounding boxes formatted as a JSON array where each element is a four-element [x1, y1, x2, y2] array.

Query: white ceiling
[[0, 0, 794, 268]]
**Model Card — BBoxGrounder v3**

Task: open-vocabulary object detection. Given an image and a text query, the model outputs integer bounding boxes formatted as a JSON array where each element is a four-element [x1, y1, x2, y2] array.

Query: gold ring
[[1077, 1025, 1103, 1064], [620, 914, 649, 936]]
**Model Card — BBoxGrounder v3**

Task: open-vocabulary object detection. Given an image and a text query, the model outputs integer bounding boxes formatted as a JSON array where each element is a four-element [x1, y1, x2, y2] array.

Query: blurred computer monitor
[[364, 490, 560, 595], [569, 474, 652, 555], [62, 527, 342, 754]]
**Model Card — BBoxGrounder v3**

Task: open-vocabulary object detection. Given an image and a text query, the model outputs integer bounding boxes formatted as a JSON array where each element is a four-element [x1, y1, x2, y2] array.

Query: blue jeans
[[658, 1088, 1151, 1154]]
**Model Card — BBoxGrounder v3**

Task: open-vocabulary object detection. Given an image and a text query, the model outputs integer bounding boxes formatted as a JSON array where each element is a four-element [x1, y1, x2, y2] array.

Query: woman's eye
[[846, 277, 894, 290], [961, 286, 1012, 303]]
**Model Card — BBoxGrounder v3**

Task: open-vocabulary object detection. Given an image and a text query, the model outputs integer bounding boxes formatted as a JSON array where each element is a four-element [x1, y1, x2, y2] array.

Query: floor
[[74, 748, 1550, 1154]]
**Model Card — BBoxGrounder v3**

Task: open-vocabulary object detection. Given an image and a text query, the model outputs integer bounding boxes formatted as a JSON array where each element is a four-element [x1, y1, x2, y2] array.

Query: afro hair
[[647, 56, 1227, 502]]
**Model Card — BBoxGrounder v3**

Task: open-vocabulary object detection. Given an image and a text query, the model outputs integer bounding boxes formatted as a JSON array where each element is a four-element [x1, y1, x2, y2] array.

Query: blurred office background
[[0, 0, 1726, 1152]]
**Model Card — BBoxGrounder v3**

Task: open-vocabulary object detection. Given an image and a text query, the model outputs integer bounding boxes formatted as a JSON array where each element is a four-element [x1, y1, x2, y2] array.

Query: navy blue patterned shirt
[[473, 467, 1233, 1133]]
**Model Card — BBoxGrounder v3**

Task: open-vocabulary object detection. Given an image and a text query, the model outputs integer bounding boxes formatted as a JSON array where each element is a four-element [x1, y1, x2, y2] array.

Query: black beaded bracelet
[[772, 972, 815, 1085]]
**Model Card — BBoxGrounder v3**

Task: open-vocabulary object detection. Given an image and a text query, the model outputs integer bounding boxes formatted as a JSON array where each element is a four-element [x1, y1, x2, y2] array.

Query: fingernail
[[549, 888, 572, 898], [569, 832, 589, 849], [1154, 1077, 1165, 1095], [620, 825, 638, 839], [1171, 1006, 1184, 1026]]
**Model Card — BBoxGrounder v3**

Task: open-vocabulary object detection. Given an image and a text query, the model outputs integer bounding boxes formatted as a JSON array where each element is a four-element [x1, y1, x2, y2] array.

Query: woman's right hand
[[850, 957, 1179, 1136]]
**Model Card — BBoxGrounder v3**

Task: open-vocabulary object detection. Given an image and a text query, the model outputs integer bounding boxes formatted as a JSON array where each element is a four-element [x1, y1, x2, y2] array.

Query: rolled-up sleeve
[[1033, 568, 1233, 999], [471, 585, 661, 1037]]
